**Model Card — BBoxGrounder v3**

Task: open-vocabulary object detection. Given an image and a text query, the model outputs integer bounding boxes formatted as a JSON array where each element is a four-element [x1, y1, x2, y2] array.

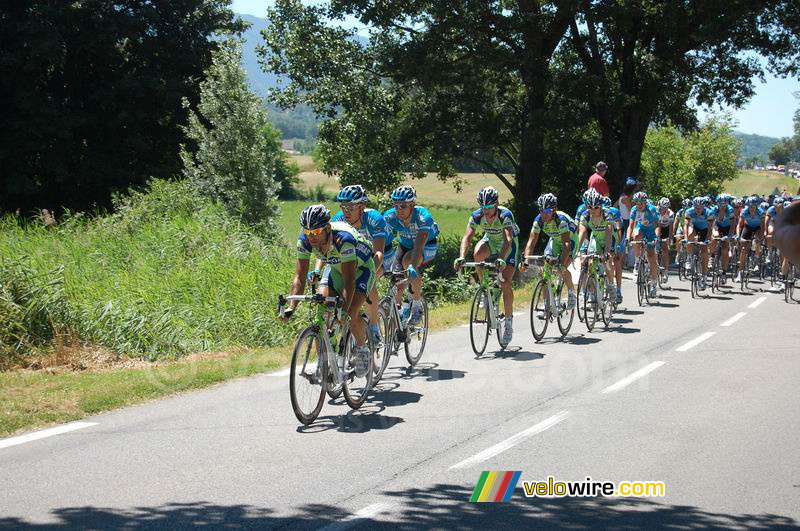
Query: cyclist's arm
[[459, 226, 476, 259], [410, 231, 428, 268], [523, 230, 539, 258], [603, 225, 612, 255], [576, 223, 588, 252], [289, 259, 310, 312], [559, 231, 572, 267], [371, 237, 385, 271], [499, 226, 513, 260]]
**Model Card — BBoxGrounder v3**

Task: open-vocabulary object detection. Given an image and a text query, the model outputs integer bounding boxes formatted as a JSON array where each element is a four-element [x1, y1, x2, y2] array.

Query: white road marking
[[601, 361, 666, 394], [0, 422, 97, 450], [676, 332, 716, 352], [318, 503, 392, 531], [721, 312, 747, 327], [748, 296, 767, 309], [450, 411, 571, 470]]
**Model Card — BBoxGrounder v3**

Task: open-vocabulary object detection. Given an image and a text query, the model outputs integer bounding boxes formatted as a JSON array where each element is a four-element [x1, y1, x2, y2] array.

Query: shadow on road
[[3, 486, 797, 530], [609, 326, 641, 334], [476, 347, 546, 362], [610, 317, 633, 324], [616, 309, 644, 315], [295, 404, 405, 434], [652, 302, 679, 308]]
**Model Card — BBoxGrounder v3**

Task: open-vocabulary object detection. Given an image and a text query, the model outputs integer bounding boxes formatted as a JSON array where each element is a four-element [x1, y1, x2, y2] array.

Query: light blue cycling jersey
[[684, 206, 714, 230], [332, 208, 394, 252], [741, 207, 765, 229], [630, 203, 659, 231], [710, 204, 734, 228], [766, 205, 783, 222], [575, 203, 588, 221], [383, 206, 439, 248]]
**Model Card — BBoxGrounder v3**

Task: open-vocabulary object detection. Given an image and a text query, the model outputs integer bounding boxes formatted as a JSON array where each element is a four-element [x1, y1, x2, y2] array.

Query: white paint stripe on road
[[0, 422, 97, 450], [318, 503, 392, 531], [676, 332, 716, 352], [601, 361, 666, 394], [748, 296, 767, 309], [450, 411, 571, 470], [721, 312, 747, 327]]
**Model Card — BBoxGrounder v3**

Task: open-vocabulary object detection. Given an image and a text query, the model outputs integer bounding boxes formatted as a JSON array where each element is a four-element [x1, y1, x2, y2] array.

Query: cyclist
[[383, 185, 439, 325], [735, 196, 766, 282], [710, 194, 734, 283], [683, 196, 714, 290], [674, 198, 691, 248], [731, 197, 744, 233], [626, 191, 661, 297], [283, 205, 376, 377], [454, 186, 519, 344], [603, 196, 625, 303], [520, 193, 578, 309], [332, 184, 393, 345], [576, 190, 614, 296], [765, 196, 789, 282], [657, 198, 674, 283]]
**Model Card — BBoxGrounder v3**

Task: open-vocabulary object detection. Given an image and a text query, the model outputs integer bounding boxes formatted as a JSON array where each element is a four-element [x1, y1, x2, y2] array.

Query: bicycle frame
[[525, 254, 564, 321], [462, 261, 503, 330]]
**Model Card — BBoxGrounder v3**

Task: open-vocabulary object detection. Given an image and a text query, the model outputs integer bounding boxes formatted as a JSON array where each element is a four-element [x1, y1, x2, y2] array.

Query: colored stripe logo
[[469, 471, 522, 502]]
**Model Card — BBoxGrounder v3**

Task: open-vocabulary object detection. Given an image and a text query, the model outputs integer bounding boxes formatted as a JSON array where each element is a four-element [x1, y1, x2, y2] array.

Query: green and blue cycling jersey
[[332, 208, 394, 253], [383, 206, 439, 249], [605, 206, 624, 251], [296, 221, 375, 294], [531, 210, 578, 256], [580, 210, 613, 254]]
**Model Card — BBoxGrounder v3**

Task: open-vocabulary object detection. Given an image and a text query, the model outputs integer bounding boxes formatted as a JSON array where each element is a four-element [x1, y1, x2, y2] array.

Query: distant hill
[[733, 131, 781, 163], [238, 14, 280, 97]]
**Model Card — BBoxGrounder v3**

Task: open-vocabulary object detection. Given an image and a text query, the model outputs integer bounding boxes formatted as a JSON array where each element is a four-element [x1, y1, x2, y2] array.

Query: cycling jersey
[[467, 206, 519, 252], [710, 204, 733, 228], [684, 206, 713, 230], [606, 206, 622, 226], [630, 203, 659, 230], [297, 221, 374, 270], [740, 207, 764, 229], [657, 208, 674, 228], [383, 206, 439, 248], [580, 210, 613, 236], [766, 205, 783, 223], [531, 211, 577, 238], [575, 203, 588, 221], [332, 208, 394, 252]]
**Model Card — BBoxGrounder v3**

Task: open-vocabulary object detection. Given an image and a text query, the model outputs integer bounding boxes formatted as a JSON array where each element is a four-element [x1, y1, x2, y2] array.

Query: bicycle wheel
[[324, 338, 343, 400], [677, 249, 686, 281], [576, 268, 588, 323], [529, 279, 549, 342], [690, 254, 699, 298], [289, 326, 326, 425], [342, 318, 374, 410], [600, 278, 613, 328], [741, 252, 750, 291], [373, 304, 392, 382], [404, 298, 428, 367], [469, 288, 490, 356], [710, 253, 719, 293], [556, 279, 575, 336], [636, 260, 646, 306], [583, 276, 599, 332]]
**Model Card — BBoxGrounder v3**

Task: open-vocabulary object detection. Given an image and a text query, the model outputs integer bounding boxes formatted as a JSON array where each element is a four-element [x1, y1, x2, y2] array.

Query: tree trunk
[[514, 63, 547, 240]]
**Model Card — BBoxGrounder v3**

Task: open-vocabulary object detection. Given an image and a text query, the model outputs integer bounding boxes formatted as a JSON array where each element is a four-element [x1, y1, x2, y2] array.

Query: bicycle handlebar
[[462, 261, 502, 269]]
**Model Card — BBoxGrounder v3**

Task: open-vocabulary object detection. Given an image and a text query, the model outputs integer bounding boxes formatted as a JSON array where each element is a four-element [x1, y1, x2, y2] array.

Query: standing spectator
[[587, 161, 610, 198], [616, 176, 637, 268]]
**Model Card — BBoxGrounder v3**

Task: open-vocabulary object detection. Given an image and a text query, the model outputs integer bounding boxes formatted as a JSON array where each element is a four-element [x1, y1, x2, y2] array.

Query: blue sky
[[233, 0, 799, 138]]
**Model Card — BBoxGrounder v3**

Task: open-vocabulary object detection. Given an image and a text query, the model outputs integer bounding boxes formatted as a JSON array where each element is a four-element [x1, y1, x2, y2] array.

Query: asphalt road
[[1, 273, 799, 530]]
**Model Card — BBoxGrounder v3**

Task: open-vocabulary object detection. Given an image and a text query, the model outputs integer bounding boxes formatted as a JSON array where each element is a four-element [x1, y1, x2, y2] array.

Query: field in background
[[723, 170, 799, 197]]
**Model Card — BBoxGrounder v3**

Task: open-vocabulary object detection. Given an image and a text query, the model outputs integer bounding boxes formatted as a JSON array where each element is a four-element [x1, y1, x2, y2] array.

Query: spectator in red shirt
[[587, 161, 610, 198]]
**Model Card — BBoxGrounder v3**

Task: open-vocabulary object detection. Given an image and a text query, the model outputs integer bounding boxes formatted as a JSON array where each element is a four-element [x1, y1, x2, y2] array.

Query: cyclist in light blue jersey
[[455, 186, 519, 344], [710, 194, 734, 281], [735, 196, 766, 282], [684, 196, 715, 290], [384, 185, 439, 324], [765, 196, 789, 282], [627, 191, 661, 297], [332, 184, 393, 345], [603, 196, 624, 303]]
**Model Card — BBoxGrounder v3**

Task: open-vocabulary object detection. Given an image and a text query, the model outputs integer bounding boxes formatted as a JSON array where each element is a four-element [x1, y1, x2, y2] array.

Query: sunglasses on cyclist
[[541, 208, 554, 214], [341, 203, 361, 213], [303, 227, 326, 236], [481, 204, 497, 211], [393, 202, 413, 210]]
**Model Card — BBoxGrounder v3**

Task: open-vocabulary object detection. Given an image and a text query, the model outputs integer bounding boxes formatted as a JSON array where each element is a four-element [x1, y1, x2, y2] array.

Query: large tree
[[568, 0, 800, 194], [0, 0, 242, 214], [261, 0, 580, 234]]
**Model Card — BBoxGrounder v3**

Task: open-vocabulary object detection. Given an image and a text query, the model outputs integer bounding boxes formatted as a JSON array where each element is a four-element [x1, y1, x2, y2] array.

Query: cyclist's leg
[[473, 238, 492, 284], [645, 234, 659, 283], [661, 235, 670, 272], [393, 244, 409, 305], [345, 266, 375, 347], [766, 222, 775, 254], [500, 238, 517, 316], [719, 226, 731, 270], [699, 228, 709, 275]]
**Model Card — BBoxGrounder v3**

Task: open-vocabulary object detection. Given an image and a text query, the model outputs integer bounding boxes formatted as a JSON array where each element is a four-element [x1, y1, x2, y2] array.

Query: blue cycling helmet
[[585, 189, 603, 207], [602, 196, 612, 208], [300, 204, 331, 230], [625, 176, 638, 186], [390, 185, 416, 202], [773, 197, 784, 206], [632, 191, 648, 203], [537, 193, 558, 210], [745, 196, 760, 206], [477, 186, 499, 207], [337, 184, 368, 203], [682, 198, 692, 209], [692, 196, 705, 207]]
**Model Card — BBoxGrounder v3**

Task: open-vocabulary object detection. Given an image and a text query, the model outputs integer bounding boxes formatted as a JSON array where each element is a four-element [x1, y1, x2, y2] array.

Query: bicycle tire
[[342, 317, 374, 410], [576, 268, 588, 323], [690, 254, 699, 299], [529, 279, 549, 342], [404, 298, 428, 367], [636, 259, 645, 306], [469, 288, 490, 356], [583, 276, 598, 332], [556, 279, 575, 336], [373, 305, 392, 382], [600, 277, 613, 328], [289, 326, 326, 425]]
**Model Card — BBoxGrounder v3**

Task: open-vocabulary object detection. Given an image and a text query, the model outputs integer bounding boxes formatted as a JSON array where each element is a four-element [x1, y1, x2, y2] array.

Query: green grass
[[724, 170, 799, 197], [0, 285, 533, 437]]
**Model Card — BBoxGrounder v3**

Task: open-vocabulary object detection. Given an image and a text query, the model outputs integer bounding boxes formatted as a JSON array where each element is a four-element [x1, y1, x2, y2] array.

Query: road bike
[[628, 240, 654, 306], [376, 269, 428, 375], [524, 255, 575, 341], [785, 262, 797, 303], [579, 253, 613, 331], [278, 289, 374, 425], [686, 240, 709, 299], [657, 236, 671, 290], [461, 261, 509, 355], [676, 238, 688, 281], [710, 236, 731, 293]]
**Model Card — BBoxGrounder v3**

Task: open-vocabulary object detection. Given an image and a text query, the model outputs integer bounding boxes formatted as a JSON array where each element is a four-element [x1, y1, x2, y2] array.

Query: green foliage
[[0, 1, 243, 214], [181, 39, 284, 232], [0, 180, 301, 361], [734, 132, 781, 164], [641, 117, 741, 200]]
